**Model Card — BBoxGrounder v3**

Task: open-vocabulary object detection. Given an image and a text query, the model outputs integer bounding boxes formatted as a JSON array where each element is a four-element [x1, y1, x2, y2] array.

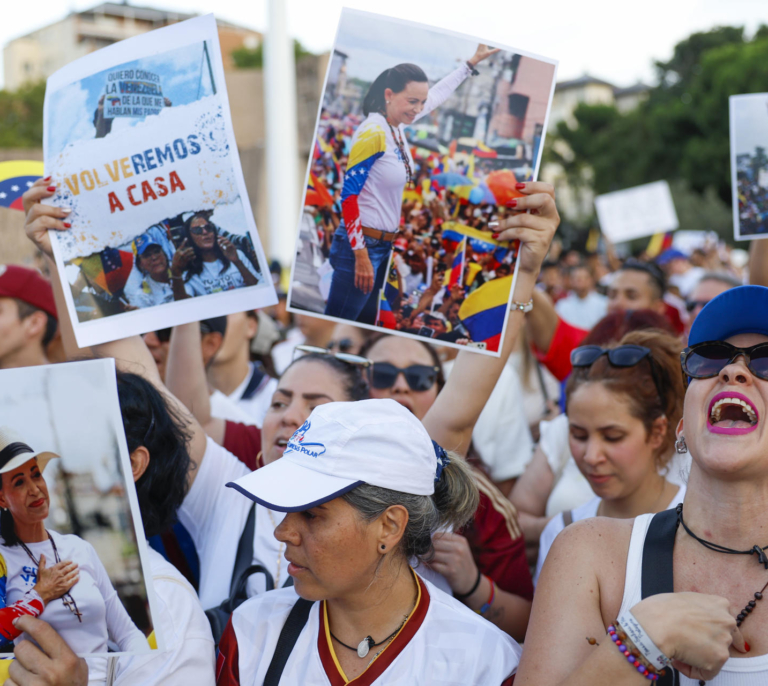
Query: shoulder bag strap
[[263, 598, 315, 686], [230, 502, 257, 597], [561, 510, 573, 527], [640, 508, 680, 686]]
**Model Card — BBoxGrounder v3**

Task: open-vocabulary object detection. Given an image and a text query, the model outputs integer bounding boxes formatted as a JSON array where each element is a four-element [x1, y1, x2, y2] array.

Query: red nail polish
[[62, 222, 71, 228], [43, 176, 51, 182], [515, 182, 526, 189], [46, 186, 56, 192], [746, 642, 751, 652], [507, 199, 518, 208], [492, 233, 500, 239]]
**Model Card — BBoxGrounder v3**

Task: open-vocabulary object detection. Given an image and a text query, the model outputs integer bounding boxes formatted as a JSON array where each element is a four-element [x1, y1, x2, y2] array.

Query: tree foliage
[[232, 39, 312, 69], [0, 81, 46, 148]]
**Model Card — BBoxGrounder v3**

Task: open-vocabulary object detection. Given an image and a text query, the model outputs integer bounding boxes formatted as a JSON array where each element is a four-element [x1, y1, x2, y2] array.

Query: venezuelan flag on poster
[[458, 275, 514, 352], [384, 263, 400, 309], [0, 161, 44, 210], [441, 222, 503, 255], [465, 262, 483, 287], [306, 172, 334, 207], [473, 142, 497, 159], [646, 232, 674, 258], [376, 291, 397, 329], [444, 238, 466, 289], [74, 248, 134, 295]]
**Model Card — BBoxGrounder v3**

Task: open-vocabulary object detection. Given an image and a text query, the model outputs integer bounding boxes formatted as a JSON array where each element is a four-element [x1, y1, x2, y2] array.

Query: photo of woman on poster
[[0, 429, 149, 659], [324, 44, 498, 324], [123, 227, 179, 309]]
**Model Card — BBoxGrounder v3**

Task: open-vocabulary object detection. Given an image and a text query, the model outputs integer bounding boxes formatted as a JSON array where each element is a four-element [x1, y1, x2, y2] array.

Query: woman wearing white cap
[[517, 285, 768, 686], [217, 399, 520, 685], [0, 428, 149, 666]]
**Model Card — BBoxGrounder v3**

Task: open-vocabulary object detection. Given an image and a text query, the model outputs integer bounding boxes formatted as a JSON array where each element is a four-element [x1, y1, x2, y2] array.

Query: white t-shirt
[[186, 250, 259, 295], [177, 437, 289, 610], [86, 548, 215, 686], [534, 484, 687, 585], [209, 390, 257, 426], [224, 575, 521, 685], [1, 531, 148, 683], [555, 291, 608, 330]]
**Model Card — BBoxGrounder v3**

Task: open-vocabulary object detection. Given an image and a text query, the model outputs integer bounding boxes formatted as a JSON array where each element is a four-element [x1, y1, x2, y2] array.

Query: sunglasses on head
[[681, 341, 768, 381], [293, 344, 371, 368], [370, 362, 440, 392], [571, 344, 664, 400], [190, 223, 215, 235]]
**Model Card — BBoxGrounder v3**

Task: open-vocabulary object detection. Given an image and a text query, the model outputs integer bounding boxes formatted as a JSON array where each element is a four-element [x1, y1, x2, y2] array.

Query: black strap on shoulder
[[230, 502, 257, 597], [263, 598, 315, 686], [241, 362, 269, 401], [641, 508, 680, 686], [562, 510, 573, 527]]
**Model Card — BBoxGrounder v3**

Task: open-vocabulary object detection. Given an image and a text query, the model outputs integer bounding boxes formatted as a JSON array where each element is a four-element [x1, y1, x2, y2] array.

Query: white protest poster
[[43, 15, 277, 347], [595, 180, 679, 243], [287, 8, 558, 357], [730, 93, 768, 241], [0, 359, 165, 662]]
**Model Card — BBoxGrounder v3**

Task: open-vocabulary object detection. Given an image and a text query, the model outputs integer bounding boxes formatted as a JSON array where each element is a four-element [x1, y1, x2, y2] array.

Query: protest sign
[[730, 93, 768, 241], [594, 181, 679, 243], [43, 15, 276, 347], [0, 359, 164, 663], [287, 9, 558, 356]]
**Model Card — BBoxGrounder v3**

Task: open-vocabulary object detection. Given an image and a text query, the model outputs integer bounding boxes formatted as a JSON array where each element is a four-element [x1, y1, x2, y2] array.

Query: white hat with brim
[[0, 427, 59, 476], [226, 399, 439, 512]]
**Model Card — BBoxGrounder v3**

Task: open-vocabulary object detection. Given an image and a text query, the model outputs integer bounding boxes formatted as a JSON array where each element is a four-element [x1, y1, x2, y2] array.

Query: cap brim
[[689, 286, 768, 346], [226, 458, 364, 512], [0, 452, 59, 475]]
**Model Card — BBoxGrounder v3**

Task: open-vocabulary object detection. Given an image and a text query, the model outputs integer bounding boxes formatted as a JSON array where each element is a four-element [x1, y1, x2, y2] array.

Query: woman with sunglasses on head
[[217, 399, 521, 685], [516, 285, 768, 686], [533, 329, 687, 584], [170, 212, 260, 299]]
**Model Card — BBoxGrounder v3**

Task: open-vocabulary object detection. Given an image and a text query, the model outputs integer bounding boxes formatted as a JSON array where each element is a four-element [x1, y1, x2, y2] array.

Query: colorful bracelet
[[617, 611, 673, 671], [607, 625, 660, 681], [478, 576, 496, 615]]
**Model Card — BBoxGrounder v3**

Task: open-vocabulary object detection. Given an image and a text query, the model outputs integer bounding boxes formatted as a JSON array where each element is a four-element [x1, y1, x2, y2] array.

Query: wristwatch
[[511, 299, 533, 313], [466, 61, 479, 77]]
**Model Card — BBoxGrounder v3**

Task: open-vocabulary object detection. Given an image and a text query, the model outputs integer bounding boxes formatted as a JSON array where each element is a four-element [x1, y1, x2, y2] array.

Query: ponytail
[[362, 63, 428, 117]]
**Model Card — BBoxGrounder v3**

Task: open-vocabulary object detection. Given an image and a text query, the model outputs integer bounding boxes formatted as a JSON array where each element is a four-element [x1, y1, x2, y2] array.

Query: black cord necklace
[[384, 118, 414, 188], [330, 621, 405, 659]]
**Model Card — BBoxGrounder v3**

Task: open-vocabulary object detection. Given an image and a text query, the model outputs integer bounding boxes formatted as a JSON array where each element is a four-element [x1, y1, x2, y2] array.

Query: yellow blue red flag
[[458, 274, 514, 352], [0, 161, 44, 211]]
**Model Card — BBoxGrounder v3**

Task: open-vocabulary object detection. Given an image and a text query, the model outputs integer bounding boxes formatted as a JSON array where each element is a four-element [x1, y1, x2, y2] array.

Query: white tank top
[[620, 514, 768, 684]]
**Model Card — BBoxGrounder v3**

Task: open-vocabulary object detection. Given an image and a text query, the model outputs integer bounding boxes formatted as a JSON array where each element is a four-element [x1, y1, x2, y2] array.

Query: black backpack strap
[[640, 508, 680, 686], [263, 598, 315, 686], [241, 362, 270, 400], [230, 503, 257, 598]]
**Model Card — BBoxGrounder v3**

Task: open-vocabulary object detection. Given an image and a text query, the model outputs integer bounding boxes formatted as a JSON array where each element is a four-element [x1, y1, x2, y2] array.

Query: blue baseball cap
[[133, 234, 163, 256], [688, 285, 768, 346], [656, 248, 688, 265]]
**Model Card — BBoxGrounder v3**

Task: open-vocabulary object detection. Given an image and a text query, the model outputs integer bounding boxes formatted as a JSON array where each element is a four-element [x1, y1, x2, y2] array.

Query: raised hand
[[23, 179, 72, 258], [468, 44, 501, 67], [218, 236, 240, 263], [171, 239, 195, 276]]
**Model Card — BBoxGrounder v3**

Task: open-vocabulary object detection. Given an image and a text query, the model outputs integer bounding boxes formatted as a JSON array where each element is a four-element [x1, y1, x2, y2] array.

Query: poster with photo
[[43, 14, 276, 347], [287, 9, 557, 356], [0, 359, 164, 664], [730, 94, 768, 241]]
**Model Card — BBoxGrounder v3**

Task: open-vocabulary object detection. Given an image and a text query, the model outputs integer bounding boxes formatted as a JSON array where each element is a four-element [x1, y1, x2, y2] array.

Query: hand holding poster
[[594, 180, 679, 243], [287, 9, 557, 356], [43, 15, 276, 347]]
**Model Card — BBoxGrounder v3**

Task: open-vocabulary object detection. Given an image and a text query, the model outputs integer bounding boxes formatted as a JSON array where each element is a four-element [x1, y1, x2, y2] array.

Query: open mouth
[[708, 392, 759, 434]]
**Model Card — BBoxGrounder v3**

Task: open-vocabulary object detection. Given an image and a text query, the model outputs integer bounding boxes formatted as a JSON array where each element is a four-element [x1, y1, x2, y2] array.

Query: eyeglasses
[[681, 341, 768, 381], [571, 344, 664, 400], [327, 338, 356, 354], [190, 223, 215, 235], [685, 299, 709, 313], [370, 362, 441, 392], [293, 344, 371, 368]]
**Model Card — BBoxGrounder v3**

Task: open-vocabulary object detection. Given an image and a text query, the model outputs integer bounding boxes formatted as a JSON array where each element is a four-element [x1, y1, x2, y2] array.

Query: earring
[[675, 436, 688, 454], [380, 544, 386, 550], [386, 100, 390, 104]]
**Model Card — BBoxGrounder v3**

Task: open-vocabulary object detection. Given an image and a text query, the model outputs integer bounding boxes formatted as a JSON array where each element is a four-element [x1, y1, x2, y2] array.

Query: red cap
[[0, 265, 57, 319]]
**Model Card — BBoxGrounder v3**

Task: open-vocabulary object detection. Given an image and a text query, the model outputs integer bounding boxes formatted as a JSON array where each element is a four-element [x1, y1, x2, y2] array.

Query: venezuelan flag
[[444, 238, 466, 289], [472, 142, 497, 159], [376, 291, 397, 329], [74, 248, 134, 296], [458, 275, 514, 352], [646, 232, 674, 258], [306, 172, 334, 207], [0, 161, 44, 211], [441, 221, 504, 255], [384, 264, 400, 310]]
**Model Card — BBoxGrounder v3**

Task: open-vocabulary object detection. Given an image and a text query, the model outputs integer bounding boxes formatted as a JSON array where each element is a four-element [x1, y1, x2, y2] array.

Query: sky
[[732, 94, 768, 157], [2, 0, 768, 90]]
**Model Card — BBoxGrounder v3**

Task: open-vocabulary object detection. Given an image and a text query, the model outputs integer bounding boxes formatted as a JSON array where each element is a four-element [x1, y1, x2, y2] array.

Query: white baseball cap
[[226, 399, 443, 512], [0, 427, 59, 475]]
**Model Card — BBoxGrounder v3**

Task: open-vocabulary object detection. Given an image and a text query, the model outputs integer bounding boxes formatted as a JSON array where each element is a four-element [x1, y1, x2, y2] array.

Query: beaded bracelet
[[607, 625, 660, 681], [478, 577, 495, 615]]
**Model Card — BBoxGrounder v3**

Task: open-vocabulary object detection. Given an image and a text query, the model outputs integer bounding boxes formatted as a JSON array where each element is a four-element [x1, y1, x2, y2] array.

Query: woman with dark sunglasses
[[533, 330, 687, 584], [517, 285, 768, 686]]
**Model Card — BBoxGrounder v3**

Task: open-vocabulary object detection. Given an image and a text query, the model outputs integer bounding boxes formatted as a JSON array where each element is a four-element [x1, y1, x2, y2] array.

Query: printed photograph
[[0, 359, 162, 661], [731, 93, 768, 240], [288, 9, 556, 354], [43, 16, 276, 346]]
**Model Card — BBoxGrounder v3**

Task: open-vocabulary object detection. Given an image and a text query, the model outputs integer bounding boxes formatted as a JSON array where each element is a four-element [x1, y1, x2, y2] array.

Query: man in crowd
[[554, 263, 607, 329], [0, 265, 58, 369]]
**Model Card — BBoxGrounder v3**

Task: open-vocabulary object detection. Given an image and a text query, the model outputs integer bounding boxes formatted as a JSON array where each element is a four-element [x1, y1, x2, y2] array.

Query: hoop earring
[[675, 436, 688, 454]]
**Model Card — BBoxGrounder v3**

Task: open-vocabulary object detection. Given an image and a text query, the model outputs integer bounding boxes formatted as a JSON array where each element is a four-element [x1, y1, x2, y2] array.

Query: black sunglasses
[[681, 341, 768, 381], [571, 344, 664, 400], [685, 299, 709, 313], [371, 362, 440, 392], [190, 223, 215, 235]]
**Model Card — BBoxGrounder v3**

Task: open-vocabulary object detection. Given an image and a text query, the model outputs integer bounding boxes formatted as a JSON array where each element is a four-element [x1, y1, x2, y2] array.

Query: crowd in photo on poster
[[286, 8, 558, 357], [42, 15, 276, 348]]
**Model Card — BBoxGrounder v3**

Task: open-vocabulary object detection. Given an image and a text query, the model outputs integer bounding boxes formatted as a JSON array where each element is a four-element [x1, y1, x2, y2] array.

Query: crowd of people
[[736, 171, 768, 237]]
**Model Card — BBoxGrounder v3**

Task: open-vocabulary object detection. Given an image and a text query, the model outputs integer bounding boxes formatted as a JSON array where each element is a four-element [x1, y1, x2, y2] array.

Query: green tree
[[0, 81, 46, 148], [232, 39, 312, 69]]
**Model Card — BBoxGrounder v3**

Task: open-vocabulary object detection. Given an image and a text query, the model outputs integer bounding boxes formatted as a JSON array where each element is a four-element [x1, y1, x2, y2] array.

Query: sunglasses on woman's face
[[681, 341, 768, 381], [370, 362, 440, 392], [571, 344, 664, 399], [190, 223, 215, 235]]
